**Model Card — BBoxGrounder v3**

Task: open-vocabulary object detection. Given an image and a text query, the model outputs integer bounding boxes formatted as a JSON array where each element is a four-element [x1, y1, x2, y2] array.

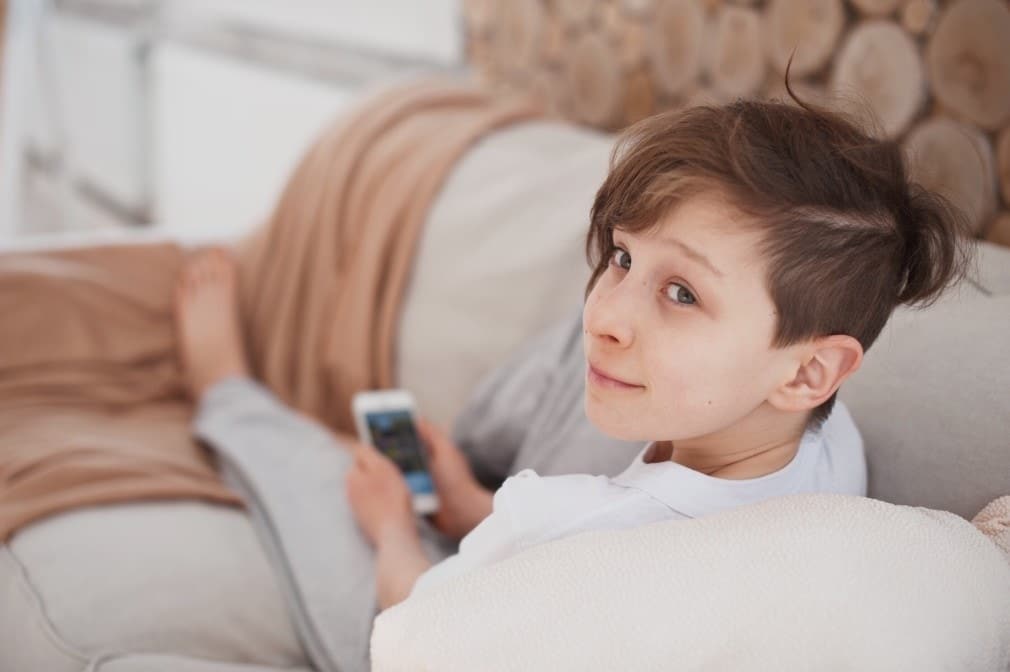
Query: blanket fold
[[0, 79, 543, 541]]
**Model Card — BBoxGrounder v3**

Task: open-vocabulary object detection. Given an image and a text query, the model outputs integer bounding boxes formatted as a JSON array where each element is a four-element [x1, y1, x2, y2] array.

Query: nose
[[583, 274, 639, 349]]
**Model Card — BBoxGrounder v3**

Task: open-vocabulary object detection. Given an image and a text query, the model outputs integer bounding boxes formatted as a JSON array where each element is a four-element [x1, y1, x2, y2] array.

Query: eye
[[665, 282, 697, 306], [609, 246, 631, 271]]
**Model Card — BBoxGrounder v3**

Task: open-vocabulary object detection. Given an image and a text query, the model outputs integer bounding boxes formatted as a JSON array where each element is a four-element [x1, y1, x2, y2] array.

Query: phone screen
[[365, 410, 434, 495]]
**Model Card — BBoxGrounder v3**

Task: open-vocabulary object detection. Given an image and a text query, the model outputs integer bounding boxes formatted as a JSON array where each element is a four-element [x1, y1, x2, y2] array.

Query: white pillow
[[371, 494, 1010, 671]]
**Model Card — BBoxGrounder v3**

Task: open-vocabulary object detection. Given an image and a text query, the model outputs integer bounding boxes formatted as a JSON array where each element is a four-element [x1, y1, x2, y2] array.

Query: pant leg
[[193, 376, 456, 672]]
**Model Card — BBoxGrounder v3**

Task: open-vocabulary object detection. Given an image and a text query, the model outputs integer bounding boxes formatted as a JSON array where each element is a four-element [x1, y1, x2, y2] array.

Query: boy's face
[[583, 191, 798, 442]]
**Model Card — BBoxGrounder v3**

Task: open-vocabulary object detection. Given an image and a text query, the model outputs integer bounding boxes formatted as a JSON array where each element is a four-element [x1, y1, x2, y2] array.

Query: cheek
[[648, 346, 725, 411], [642, 332, 773, 433]]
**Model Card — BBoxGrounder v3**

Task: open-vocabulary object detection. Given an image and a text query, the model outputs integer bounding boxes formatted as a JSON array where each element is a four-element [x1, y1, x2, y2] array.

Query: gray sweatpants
[[190, 308, 642, 672], [193, 376, 458, 672]]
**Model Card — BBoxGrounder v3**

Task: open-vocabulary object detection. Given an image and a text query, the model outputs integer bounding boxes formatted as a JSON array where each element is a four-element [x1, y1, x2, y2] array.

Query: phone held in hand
[[351, 389, 439, 515]]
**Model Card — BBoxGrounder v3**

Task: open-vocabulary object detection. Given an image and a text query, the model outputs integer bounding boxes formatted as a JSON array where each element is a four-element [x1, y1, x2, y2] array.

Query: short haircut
[[585, 92, 975, 428]]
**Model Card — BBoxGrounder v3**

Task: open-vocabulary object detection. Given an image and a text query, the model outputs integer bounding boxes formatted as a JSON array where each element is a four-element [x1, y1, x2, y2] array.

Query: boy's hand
[[418, 418, 493, 541], [346, 440, 416, 548]]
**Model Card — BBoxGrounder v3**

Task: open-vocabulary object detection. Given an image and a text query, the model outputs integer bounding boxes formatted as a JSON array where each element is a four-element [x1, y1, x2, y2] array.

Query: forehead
[[636, 192, 768, 280]]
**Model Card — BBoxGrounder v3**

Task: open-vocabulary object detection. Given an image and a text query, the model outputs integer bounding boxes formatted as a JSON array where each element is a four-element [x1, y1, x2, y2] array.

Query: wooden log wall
[[463, 0, 1010, 248]]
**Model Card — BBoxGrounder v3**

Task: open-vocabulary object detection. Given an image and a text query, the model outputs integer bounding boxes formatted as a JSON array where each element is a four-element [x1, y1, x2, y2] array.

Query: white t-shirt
[[411, 400, 866, 597]]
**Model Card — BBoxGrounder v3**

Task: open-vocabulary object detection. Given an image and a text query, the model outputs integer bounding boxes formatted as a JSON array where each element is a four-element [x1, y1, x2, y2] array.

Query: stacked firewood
[[464, 0, 1010, 246]]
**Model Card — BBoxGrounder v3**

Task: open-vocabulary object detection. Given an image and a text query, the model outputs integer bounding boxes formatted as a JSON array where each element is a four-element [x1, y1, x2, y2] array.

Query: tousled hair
[[584, 90, 975, 428]]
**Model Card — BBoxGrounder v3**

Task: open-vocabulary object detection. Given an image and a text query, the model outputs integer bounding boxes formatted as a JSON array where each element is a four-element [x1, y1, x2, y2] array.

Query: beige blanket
[[0, 80, 542, 541]]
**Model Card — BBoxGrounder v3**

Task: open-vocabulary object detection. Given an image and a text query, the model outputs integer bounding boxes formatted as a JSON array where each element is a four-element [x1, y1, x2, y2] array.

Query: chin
[[584, 393, 651, 441]]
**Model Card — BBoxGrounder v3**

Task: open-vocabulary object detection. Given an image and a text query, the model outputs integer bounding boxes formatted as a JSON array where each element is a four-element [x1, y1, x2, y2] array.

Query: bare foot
[[175, 247, 251, 401]]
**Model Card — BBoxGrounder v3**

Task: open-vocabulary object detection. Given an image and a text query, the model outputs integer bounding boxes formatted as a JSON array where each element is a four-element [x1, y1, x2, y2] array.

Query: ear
[[768, 335, 864, 412]]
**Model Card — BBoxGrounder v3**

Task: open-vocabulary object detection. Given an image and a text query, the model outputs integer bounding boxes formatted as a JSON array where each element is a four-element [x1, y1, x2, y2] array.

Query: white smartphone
[[351, 389, 439, 516]]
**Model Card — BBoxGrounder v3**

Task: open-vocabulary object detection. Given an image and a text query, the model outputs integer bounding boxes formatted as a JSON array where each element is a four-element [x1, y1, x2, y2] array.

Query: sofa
[[2, 104, 1009, 671]]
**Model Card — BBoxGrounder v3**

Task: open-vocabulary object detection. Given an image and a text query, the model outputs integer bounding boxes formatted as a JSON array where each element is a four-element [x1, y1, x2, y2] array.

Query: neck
[[651, 404, 810, 480]]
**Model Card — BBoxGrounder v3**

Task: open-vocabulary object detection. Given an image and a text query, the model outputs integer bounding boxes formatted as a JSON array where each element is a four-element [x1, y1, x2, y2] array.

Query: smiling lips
[[587, 361, 645, 390]]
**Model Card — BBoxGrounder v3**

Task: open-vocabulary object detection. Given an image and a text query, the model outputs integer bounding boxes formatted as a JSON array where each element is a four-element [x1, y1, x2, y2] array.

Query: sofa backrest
[[397, 119, 610, 428], [839, 241, 1010, 518]]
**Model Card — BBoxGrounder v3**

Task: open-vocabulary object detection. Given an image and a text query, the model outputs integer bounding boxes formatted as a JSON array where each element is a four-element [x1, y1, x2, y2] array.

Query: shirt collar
[[611, 426, 823, 519]]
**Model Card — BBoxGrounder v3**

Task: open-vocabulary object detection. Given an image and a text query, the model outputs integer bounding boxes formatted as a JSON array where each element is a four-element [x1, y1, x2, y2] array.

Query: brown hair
[[584, 93, 975, 428]]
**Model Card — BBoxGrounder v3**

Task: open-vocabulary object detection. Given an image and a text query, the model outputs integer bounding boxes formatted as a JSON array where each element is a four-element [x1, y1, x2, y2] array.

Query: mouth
[[587, 361, 645, 391]]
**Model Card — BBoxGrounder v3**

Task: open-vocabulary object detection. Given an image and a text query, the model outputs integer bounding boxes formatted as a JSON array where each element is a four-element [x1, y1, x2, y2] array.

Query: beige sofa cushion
[[396, 119, 611, 429], [839, 258, 1010, 518], [972, 240, 1010, 295], [1, 502, 306, 671]]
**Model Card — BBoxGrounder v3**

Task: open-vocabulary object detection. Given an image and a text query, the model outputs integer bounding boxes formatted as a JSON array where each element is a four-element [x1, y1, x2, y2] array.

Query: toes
[[195, 252, 216, 285], [213, 246, 234, 273], [177, 262, 194, 296], [210, 248, 236, 285], [192, 260, 208, 286], [208, 251, 226, 281], [174, 279, 187, 311], [198, 254, 215, 284], [181, 248, 235, 294]]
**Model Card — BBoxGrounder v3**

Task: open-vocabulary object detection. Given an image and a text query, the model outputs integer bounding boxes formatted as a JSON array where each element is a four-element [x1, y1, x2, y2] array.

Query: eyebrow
[[612, 228, 727, 280], [654, 236, 726, 279]]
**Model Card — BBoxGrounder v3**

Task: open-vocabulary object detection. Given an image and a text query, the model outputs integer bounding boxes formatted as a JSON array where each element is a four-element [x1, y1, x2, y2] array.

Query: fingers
[[415, 418, 435, 458], [350, 441, 404, 482], [416, 417, 447, 457], [416, 417, 433, 441], [352, 449, 367, 471], [350, 439, 381, 470]]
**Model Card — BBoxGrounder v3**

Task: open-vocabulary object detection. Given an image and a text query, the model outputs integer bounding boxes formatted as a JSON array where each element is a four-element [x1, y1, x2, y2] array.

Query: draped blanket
[[0, 80, 543, 541]]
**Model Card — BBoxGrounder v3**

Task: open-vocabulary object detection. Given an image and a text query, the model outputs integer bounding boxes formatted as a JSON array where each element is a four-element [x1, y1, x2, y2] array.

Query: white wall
[[151, 43, 351, 242], [2, 0, 464, 243], [0, 0, 47, 237], [163, 0, 463, 65], [46, 12, 150, 212]]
